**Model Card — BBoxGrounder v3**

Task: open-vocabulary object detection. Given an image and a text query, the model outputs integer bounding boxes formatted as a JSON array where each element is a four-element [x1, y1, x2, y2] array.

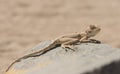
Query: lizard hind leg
[[61, 44, 75, 51], [61, 39, 79, 51]]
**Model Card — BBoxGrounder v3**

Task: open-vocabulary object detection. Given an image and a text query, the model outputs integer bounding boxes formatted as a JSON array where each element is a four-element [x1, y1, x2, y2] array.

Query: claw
[[61, 45, 75, 51]]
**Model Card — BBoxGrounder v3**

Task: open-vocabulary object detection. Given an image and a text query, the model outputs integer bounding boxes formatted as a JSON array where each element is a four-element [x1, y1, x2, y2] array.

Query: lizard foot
[[89, 39, 101, 44], [61, 44, 76, 51], [79, 39, 101, 44]]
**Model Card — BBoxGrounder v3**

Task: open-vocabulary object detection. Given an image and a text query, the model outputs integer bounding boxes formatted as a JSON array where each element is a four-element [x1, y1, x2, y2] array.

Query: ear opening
[[85, 30, 91, 34], [89, 25, 96, 29]]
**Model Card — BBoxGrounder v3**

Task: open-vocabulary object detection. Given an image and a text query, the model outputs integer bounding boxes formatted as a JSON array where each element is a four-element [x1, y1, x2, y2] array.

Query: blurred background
[[0, 0, 120, 73]]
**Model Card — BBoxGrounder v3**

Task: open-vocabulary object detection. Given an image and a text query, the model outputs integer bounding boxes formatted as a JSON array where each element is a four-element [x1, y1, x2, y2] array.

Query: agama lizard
[[6, 25, 101, 72]]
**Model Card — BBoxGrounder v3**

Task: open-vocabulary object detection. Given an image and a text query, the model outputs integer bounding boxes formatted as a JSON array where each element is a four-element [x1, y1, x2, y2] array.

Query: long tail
[[6, 39, 60, 72], [6, 56, 27, 72]]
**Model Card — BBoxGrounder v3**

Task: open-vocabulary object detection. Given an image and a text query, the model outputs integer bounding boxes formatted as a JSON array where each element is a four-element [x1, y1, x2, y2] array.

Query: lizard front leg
[[79, 36, 101, 44], [86, 39, 101, 44]]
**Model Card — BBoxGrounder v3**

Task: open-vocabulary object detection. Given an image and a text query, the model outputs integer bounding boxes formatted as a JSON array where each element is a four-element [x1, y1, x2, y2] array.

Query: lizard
[[6, 25, 101, 72]]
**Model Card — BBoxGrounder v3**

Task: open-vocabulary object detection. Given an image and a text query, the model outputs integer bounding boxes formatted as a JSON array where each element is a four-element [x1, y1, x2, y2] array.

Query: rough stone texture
[[85, 60, 120, 74], [5, 41, 120, 74]]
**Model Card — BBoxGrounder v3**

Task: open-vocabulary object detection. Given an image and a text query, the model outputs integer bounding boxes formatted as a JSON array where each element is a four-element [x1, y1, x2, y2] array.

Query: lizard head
[[85, 25, 101, 38]]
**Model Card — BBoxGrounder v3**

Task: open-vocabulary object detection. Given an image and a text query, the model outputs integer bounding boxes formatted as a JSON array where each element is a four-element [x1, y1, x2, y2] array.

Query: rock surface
[[5, 41, 120, 74]]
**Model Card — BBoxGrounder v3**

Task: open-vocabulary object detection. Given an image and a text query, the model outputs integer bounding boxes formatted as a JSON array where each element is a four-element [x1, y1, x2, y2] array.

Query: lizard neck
[[80, 32, 87, 38], [80, 32, 91, 40]]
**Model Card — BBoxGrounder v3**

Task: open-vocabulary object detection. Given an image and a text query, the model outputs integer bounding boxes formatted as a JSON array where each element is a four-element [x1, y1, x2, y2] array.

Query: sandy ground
[[0, 0, 120, 74]]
